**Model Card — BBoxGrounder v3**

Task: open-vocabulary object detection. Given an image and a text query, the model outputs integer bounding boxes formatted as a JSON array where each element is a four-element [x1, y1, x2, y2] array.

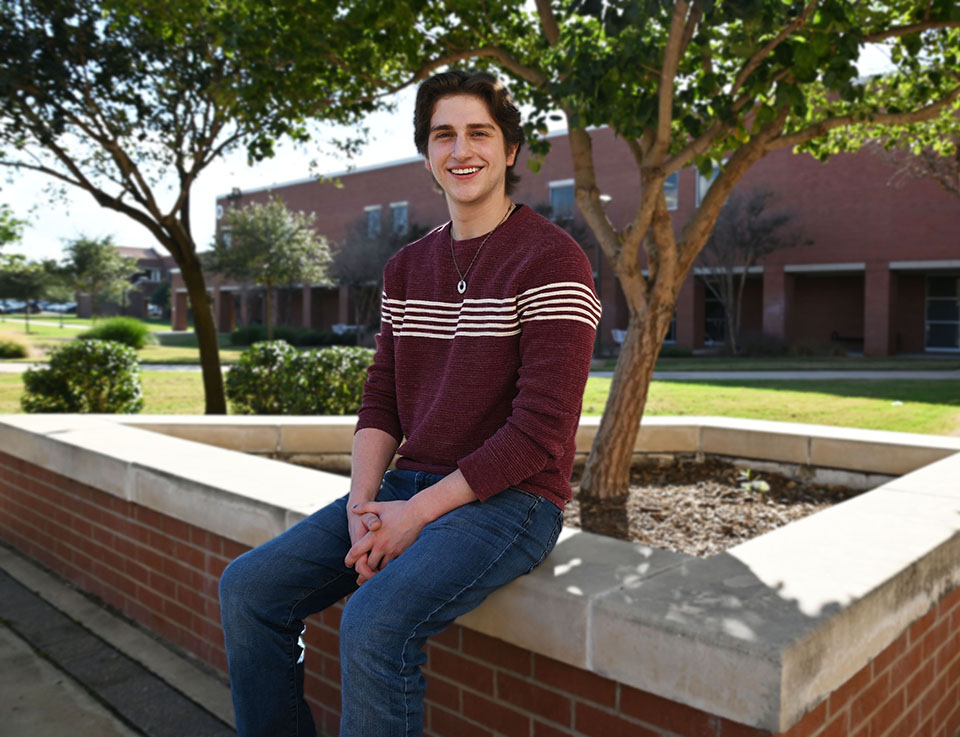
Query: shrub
[[80, 317, 156, 350], [226, 340, 373, 415], [658, 344, 693, 358], [0, 339, 28, 359], [229, 325, 357, 347], [21, 339, 144, 413]]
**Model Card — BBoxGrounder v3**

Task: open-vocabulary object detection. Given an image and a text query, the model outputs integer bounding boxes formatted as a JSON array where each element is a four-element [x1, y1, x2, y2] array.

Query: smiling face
[[424, 94, 519, 213]]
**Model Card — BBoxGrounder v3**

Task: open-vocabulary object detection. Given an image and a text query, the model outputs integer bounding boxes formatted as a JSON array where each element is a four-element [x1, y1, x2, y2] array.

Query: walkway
[[0, 546, 235, 737]]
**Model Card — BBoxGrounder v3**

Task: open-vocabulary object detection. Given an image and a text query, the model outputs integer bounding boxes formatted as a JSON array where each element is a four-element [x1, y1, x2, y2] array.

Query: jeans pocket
[[527, 506, 564, 573]]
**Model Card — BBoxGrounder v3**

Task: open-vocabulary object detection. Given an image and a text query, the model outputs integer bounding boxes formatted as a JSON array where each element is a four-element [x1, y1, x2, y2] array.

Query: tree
[[872, 131, 960, 198], [330, 217, 429, 341], [61, 236, 138, 317], [0, 204, 26, 249], [413, 1, 960, 530], [150, 279, 171, 315], [0, 256, 56, 333], [697, 188, 811, 354], [209, 198, 333, 340], [0, 0, 440, 413]]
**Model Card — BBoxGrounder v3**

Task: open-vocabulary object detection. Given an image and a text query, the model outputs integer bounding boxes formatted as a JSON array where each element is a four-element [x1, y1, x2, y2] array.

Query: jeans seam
[[399, 496, 541, 736]]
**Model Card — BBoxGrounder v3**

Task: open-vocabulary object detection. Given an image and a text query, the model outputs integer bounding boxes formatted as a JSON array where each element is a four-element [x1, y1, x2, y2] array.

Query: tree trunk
[[578, 306, 668, 537], [266, 284, 275, 341], [179, 255, 226, 414]]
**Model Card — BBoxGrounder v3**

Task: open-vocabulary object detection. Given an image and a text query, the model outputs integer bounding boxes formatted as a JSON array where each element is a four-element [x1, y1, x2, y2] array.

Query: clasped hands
[[344, 499, 426, 585]]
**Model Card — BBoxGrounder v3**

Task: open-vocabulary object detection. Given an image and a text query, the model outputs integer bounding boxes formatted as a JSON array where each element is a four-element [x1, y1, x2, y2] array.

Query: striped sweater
[[356, 204, 600, 509]]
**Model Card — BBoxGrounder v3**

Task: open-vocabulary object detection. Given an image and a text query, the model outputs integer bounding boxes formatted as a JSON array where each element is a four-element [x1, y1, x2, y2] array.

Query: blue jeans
[[219, 469, 564, 737]]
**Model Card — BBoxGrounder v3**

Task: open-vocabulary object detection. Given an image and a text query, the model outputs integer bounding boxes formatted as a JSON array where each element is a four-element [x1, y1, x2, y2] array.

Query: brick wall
[[2, 449, 958, 737]]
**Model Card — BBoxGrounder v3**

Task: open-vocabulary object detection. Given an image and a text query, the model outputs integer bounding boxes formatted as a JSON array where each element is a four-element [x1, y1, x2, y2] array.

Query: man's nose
[[452, 133, 473, 158]]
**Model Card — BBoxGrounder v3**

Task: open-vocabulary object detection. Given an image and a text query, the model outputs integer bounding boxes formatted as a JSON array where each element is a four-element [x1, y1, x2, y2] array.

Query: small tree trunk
[[266, 284, 275, 341], [179, 255, 226, 414], [579, 307, 666, 537]]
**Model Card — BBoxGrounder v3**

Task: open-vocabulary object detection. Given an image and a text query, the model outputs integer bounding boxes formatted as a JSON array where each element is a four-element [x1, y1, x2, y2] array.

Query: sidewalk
[[0, 545, 235, 737]]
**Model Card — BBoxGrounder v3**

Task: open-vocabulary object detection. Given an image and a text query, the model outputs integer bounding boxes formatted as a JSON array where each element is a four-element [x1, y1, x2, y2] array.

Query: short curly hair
[[414, 69, 525, 196]]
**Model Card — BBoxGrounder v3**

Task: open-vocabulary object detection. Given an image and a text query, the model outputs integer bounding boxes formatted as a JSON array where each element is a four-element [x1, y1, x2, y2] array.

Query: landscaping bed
[[566, 457, 864, 557]]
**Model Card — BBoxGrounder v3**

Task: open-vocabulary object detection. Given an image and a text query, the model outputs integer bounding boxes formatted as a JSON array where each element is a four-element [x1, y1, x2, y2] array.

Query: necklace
[[450, 202, 513, 295]]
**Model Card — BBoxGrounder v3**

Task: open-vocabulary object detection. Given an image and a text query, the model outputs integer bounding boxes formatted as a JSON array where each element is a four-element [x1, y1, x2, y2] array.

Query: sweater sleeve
[[457, 243, 600, 500], [355, 271, 403, 443]]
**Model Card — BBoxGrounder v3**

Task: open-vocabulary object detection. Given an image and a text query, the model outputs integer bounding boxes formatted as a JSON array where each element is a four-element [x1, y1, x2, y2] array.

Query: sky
[[2, 46, 894, 264]]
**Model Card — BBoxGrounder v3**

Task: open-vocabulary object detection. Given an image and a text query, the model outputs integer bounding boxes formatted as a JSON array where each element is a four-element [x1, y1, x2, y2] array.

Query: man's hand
[[346, 506, 382, 583], [345, 499, 427, 584]]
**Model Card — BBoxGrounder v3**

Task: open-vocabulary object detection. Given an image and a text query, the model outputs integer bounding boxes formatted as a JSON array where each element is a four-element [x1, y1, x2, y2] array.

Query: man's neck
[[448, 195, 513, 240]]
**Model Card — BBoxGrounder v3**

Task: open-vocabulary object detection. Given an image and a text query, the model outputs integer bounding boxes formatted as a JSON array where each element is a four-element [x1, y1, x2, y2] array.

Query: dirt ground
[[566, 457, 864, 557]]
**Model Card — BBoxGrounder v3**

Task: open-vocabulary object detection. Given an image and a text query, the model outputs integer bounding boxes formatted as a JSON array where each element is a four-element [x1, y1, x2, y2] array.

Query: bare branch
[[767, 84, 960, 150], [863, 20, 960, 42], [678, 1, 703, 60], [536, 0, 560, 46], [731, 1, 818, 96]]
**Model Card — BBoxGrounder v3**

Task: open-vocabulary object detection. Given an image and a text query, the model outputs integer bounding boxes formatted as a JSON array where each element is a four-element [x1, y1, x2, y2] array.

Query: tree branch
[[767, 84, 960, 150], [863, 20, 960, 42], [536, 0, 560, 46], [651, 1, 690, 162], [731, 0, 818, 96]]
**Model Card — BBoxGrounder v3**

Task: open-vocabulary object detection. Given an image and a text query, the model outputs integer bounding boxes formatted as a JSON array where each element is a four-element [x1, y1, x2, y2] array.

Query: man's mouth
[[450, 167, 482, 175]]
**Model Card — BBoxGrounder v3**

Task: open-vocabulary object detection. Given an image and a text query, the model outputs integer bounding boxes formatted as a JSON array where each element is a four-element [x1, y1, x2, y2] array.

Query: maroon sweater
[[355, 205, 600, 509]]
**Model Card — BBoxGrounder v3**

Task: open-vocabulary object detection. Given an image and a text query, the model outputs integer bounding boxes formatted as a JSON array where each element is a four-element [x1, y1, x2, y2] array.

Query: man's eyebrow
[[430, 123, 497, 132]]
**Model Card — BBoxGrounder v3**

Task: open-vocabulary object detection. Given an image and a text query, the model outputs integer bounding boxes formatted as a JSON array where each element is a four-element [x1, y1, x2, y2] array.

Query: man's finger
[[354, 554, 377, 582], [363, 513, 381, 530], [344, 533, 374, 567]]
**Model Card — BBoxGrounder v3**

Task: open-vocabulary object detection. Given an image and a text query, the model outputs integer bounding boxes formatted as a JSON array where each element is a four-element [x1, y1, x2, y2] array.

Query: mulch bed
[[566, 457, 864, 557]]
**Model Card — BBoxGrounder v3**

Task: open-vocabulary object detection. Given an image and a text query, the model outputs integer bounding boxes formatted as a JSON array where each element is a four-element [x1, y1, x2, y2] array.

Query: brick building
[[179, 128, 960, 356], [77, 246, 175, 320]]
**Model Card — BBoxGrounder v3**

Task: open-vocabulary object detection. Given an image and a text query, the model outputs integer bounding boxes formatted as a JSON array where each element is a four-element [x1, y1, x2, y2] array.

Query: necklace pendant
[[457, 279, 467, 294]]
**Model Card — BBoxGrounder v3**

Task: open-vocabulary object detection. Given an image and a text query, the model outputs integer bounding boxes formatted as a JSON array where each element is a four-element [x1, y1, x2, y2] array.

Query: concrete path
[[0, 546, 235, 737]]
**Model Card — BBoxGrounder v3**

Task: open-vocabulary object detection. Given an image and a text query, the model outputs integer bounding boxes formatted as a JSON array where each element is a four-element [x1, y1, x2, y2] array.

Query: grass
[[582, 378, 960, 435], [2, 371, 958, 435], [0, 322, 244, 365]]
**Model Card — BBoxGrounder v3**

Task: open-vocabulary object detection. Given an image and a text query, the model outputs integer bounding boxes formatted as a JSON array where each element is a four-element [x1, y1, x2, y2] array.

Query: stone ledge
[[1, 413, 959, 732]]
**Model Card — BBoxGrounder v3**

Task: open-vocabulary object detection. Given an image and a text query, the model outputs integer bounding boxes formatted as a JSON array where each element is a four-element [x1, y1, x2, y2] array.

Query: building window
[[926, 276, 960, 351], [390, 202, 408, 236], [549, 179, 575, 223], [696, 165, 721, 206], [664, 172, 679, 210], [705, 291, 726, 343], [148, 268, 161, 282], [365, 205, 381, 238]]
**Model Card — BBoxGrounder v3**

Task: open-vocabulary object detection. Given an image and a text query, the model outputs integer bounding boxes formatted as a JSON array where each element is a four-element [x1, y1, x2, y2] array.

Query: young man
[[219, 69, 600, 737]]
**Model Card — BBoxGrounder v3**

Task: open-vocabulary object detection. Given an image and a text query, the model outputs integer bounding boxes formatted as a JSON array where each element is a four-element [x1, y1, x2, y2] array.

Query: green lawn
[[582, 378, 960, 435], [2, 372, 958, 435]]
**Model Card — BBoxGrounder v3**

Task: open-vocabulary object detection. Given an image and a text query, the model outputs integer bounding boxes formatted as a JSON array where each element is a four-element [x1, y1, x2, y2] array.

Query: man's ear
[[506, 144, 519, 167], [424, 157, 433, 173]]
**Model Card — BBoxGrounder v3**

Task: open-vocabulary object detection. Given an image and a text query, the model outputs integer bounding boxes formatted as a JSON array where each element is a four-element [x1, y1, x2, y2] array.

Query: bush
[[229, 325, 357, 347], [0, 339, 28, 359], [657, 344, 693, 358], [226, 341, 373, 415], [21, 340, 144, 413], [80, 317, 157, 350]]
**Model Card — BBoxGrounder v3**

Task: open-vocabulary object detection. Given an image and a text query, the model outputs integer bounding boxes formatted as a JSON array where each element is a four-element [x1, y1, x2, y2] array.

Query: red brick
[[717, 718, 769, 737], [162, 597, 195, 630], [574, 703, 658, 737], [148, 570, 177, 600], [306, 673, 341, 710], [320, 707, 340, 737], [866, 687, 904, 737], [534, 721, 573, 737], [463, 691, 531, 737], [428, 649, 494, 695], [850, 671, 892, 723], [431, 623, 460, 651], [887, 702, 922, 737], [463, 630, 532, 675], [936, 586, 960, 621], [160, 514, 192, 542], [425, 674, 461, 712], [621, 684, 719, 737], [171, 539, 206, 571], [872, 637, 908, 678], [497, 672, 571, 726], [161, 554, 196, 584], [320, 603, 343, 629], [935, 630, 959, 672], [533, 655, 616, 707], [932, 687, 955, 733], [920, 673, 947, 719], [321, 653, 341, 683], [905, 660, 935, 703], [205, 553, 230, 579], [915, 716, 934, 737], [221, 538, 250, 560], [908, 609, 937, 645], [175, 582, 207, 615], [921, 618, 951, 662], [430, 706, 494, 737], [780, 700, 827, 737]]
